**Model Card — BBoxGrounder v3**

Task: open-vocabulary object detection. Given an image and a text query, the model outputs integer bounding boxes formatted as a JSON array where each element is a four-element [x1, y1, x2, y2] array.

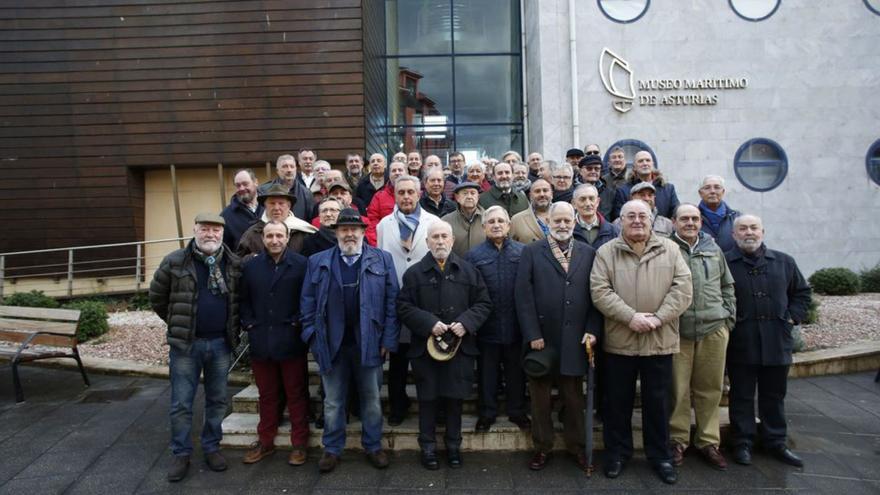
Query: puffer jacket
[[590, 234, 692, 356], [670, 232, 736, 340], [149, 240, 241, 352]]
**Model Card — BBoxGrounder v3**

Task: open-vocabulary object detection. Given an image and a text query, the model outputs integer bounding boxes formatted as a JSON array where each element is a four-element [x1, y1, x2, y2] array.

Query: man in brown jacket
[[590, 199, 693, 485]]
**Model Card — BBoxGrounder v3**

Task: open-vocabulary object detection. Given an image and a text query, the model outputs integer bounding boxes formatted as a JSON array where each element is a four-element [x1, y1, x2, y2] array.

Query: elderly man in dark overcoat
[[725, 214, 811, 468], [515, 201, 601, 472], [397, 220, 492, 470], [238, 220, 310, 466]]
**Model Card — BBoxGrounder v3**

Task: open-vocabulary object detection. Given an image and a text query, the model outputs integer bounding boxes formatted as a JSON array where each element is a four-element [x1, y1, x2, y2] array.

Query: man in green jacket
[[668, 204, 735, 471]]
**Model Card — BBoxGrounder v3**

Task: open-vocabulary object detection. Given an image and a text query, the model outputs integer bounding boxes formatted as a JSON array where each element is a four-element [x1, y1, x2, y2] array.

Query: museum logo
[[599, 47, 749, 114]]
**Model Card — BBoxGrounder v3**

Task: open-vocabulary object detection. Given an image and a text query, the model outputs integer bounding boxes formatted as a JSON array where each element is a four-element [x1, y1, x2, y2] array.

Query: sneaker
[[243, 442, 276, 464], [167, 455, 190, 482]]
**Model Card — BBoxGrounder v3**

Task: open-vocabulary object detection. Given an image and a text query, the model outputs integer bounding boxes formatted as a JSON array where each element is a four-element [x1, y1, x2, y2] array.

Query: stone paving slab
[[0, 364, 878, 494]]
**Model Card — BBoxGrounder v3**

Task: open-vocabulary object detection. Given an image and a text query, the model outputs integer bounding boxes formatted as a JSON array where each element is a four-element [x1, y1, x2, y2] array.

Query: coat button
[[566, 281, 571, 286], [407, 258, 411, 262], [566, 300, 571, 305]]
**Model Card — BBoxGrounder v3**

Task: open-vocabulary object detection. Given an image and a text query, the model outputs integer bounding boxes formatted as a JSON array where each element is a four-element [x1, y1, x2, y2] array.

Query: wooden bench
[[0, 305, 90, 402]]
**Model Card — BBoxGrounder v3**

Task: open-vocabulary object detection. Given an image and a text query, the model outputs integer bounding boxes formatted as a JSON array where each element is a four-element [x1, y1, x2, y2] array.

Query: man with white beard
[[515, 202, 601, 472], [150, 213, 242, 482]]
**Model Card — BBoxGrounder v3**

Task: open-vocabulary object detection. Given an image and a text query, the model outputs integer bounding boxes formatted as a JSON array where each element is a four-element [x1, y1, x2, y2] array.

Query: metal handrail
[[0, 237, 191, 257]]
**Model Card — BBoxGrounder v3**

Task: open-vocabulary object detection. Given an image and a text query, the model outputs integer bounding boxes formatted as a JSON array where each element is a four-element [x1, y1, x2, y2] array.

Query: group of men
[[150, 145, 811, 485]]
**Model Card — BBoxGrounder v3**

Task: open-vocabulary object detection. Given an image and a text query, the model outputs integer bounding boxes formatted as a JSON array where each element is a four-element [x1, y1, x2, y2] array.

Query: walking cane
[[584, 338, 596, 476]]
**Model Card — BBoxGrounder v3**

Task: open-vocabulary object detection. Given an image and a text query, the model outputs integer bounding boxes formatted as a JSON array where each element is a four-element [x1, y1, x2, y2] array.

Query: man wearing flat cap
[[397, 220, 492, 470], [576, 154, 615, 220], [612, 182, 674, 236], [301, 208, 401, 474], [237, 183, 318, 257], [442, 181, 486, 257], [515, 201, 601, 473], [150, 213, 242, 482]]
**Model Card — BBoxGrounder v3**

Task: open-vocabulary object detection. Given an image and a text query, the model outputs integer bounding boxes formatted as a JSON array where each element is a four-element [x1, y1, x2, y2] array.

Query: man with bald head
[[356, 153, 388, 207], [611, 150, 679, 221], [398, 220, 491, 470], [591, 200, 692, 484], [516, 202, 601, 472], [510, 178, 553, 244], [698, 175, 740, 252], [668, 204, 736, 471], [725, 215, 811, 468]]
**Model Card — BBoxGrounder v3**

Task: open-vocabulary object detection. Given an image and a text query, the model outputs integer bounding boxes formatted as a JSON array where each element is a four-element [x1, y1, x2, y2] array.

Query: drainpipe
[[520, 0, 529, 154], [568, 0, 579, 147]]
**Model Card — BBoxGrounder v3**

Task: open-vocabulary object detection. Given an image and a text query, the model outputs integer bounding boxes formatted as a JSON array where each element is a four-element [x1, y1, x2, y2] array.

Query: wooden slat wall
[[0, 0, 365, 255]]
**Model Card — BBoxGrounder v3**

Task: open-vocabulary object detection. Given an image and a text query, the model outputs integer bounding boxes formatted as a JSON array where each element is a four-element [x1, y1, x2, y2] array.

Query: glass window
[[734, 138, 788, 192], [454, 56, 522, 124], [453, 0, 520, 54], [454, 125, 523, 162], [604, 139, 658, 171], [867, 140, 880, 186], [729, 0, 780, 21], [387, 125, 455, 160], [597, 0, 650, 23], [386, 58, 454, 128], [866, 0, 880, 16], [385, 0, 451, 55]]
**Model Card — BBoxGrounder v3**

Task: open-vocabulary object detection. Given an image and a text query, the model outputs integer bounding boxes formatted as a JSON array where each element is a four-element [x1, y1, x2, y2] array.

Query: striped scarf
[[191, 244, 228, 296], [548, 236, 572, 273]]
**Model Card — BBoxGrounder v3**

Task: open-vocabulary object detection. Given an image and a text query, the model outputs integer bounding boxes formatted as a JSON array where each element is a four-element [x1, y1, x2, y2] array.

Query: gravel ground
[[79, 294, 880, 364]]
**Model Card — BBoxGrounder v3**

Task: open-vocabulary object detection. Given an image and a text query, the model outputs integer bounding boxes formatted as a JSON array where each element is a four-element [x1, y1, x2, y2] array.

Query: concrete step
[[221, 408, 732, 451]]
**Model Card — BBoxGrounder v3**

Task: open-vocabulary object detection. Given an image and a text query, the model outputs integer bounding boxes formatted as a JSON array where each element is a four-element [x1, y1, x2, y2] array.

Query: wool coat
[[510, 208, 546, 244], [442, 207, 486, 258], [220, 195, 264, 251]]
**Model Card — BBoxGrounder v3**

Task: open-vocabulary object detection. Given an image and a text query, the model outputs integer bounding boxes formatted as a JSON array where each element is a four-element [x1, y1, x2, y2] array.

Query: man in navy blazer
[[238, 220, 310, 466], [301, 208, 400, 473]]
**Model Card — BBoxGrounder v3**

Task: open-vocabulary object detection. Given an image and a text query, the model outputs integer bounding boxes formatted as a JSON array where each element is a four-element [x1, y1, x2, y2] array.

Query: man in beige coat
[[591, 199, 693, 485], [510, 179, 553, 244]]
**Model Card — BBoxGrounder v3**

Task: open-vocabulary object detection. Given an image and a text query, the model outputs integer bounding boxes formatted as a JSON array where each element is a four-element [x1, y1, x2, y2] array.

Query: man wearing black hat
[[515, 201, 601, 472], [565, 148, 585, 168], [237, 183, 318, 257], [258, 154, 315, 221], [149, 213, 242, 482], [397, 220, 492, 470], [301, 208, 401, 473]]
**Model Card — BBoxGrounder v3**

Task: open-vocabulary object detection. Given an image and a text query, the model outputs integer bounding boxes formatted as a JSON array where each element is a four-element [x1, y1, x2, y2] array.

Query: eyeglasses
[[552, 175, 573, 180], [585, 150, 600, 156]]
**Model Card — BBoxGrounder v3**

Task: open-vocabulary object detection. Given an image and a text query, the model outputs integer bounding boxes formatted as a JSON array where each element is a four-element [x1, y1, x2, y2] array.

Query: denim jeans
[[169, 337, 231, 457], [321, 344, 383, 455]]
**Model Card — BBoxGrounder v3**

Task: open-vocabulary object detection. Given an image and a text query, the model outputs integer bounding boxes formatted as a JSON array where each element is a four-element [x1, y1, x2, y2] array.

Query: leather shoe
[[574, 452, 590, 472], [653, 462, 677, 485], [509, 415, 531, 430], [475, 416, 495, 433], [243, 442, 276, 464], [318, 452, 340, 473], [366, 449, 390, 469], [671, 442, 686, 466], [770, 446, 804, 467], [204, 451, 228, 472], [447, 450, 463, 468], [420, 450, 440, 470], [288, 447, 307, 466], [733, 445, 752, 466], [167, 455, 190, 482], [388, 414, 405, 427], [699, 445, 728, 471], [604, 460, 624, 478], [529, 451, 549, 471]]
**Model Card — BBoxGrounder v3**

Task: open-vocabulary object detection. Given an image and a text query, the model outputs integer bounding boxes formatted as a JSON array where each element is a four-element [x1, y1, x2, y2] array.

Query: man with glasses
[[591, 200, 693, 485], [550, 162, 576, 203]]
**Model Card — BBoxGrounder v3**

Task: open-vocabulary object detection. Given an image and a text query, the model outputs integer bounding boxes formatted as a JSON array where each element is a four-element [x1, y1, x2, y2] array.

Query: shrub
[[808, 267, 861, 295], [860, 264, 880, 293], [128, 291, 152, 311], [803, 296, 819, 325], [1, 290, 60, 308], [63, 299, 110, 342]]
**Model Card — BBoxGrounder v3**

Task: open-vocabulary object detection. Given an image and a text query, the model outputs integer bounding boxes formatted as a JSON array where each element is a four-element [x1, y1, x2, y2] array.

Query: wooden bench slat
[[0, 330, 76, 348], [0, 305, 81, 321], [0, 318, 78, 336]]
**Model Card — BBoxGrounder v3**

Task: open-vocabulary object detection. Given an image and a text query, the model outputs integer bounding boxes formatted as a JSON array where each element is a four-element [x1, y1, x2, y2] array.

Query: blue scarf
[[396, 205, 422, 242], [699, 200, 726, 235]]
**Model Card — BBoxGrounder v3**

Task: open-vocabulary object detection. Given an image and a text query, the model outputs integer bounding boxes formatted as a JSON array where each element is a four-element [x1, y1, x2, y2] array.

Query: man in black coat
[[397, 220, 492, 471], [515, 201, 601, 472], [725, 214, 811, 468], [238, 220, 310, 466], [220, 168, 264, 250]]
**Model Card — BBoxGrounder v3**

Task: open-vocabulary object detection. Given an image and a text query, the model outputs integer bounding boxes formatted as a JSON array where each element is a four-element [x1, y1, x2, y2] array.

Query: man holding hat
[[301, 208, 401, 473], [149, 212, 242, 482], [515, 201, 601, 472], [442, 181, 486, 257], [237, 183, 318, 257], [397, 220, 492, 470]]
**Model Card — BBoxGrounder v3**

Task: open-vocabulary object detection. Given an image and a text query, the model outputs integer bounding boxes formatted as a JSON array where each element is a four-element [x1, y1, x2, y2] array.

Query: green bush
[[1, 290, 60, 308], [803, 296, 819, 325], [808, 267, 861, 295], [860, 264, 880, 293], [63, 299, 110, 342], [128, 291, 152, 311]]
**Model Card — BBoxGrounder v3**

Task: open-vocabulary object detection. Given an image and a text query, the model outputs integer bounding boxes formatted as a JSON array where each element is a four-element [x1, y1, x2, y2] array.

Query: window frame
[[733, 137, 788, 192], [866, 139, 880, 186], [865, 0, 880, 16], [603, 138, 659, 171], [596, 0, 650, 24], [728, 0, 781, 22]]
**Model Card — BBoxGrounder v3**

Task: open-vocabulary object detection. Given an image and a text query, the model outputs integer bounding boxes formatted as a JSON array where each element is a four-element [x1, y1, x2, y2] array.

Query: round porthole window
[[733, 138, 788, 192], [604, 139, 658, 172], [866, 139, 880, 186], [729, 0, 780, 21], [597, 0, 650, 24]]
